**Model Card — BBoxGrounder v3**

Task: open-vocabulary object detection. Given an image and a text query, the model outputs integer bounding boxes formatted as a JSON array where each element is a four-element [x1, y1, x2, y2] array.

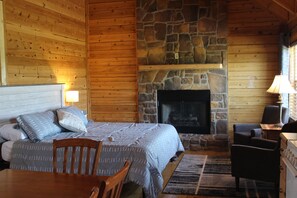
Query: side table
[[260, 124, 282, 141]]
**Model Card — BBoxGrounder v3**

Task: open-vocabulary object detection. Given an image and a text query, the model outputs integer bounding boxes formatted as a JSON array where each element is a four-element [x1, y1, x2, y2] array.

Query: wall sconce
[[65, 91, 79, 106]]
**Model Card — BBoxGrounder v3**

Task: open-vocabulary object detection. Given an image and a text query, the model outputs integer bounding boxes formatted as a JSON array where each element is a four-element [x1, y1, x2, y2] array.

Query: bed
[[0, 84, 184, 198]]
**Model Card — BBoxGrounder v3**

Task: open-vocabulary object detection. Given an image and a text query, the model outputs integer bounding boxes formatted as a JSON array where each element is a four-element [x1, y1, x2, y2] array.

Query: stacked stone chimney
[[137, 0, 228, 135]]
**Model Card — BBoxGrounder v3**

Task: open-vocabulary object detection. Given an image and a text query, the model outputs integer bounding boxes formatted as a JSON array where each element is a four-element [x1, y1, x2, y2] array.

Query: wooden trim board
[[138, 64, 223, 71]]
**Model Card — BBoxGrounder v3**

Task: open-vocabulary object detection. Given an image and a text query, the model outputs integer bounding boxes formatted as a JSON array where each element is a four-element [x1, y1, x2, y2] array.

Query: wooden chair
[[53, 138, 103, 175], [89, 186, 100, 198], [98, 161, 131, 198]]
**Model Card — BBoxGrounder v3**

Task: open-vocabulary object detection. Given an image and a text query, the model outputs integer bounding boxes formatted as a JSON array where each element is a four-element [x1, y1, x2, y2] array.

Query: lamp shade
[[267, 75, 296, 94], [65, 91, 79, 103]]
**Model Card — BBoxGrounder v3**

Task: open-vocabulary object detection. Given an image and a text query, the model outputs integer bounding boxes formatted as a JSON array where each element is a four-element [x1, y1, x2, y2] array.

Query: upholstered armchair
[[231, 121, 297, 193], [233, 105, 289, 145], [231, 137, 279, 191]]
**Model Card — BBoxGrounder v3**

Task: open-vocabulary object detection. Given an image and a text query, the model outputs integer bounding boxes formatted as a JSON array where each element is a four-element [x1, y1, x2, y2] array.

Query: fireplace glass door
[[157, 90, 210, 134]]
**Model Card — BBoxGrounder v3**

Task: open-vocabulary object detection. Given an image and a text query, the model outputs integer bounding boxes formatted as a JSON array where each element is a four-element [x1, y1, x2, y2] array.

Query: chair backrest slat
[[89, 186, 99, 198], [78, 147, 84, 175], [63, 147, 68, 173], [98, 161, 131, 198], [86, 147, 91, 175], [70, 146, 76, 174], [53, 138, 103, 176]]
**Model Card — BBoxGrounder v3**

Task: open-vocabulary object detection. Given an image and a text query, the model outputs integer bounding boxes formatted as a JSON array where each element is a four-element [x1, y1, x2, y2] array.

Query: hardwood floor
[[159, 150, 230, 198]]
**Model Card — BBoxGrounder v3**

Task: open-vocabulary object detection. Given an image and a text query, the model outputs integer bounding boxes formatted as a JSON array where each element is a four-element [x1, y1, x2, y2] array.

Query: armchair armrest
[[250, 128, 262, 137], [250, 137, 278, 149], [233, 123, 261, 133]]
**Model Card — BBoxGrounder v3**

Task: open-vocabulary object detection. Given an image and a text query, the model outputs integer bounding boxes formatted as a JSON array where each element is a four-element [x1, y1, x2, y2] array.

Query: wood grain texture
[[87, 0, 138, 122], [139, 64, 222, 71], [0, 1, 6, 85], [3, 0, 87, 110], [227, 0, 281, 138], [0, 169, 104, 198], [250, 0, 297, 44]]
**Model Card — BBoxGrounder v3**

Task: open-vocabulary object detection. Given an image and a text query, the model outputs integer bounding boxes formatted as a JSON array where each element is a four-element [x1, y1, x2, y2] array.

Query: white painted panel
[[0, 84, 65, 125]]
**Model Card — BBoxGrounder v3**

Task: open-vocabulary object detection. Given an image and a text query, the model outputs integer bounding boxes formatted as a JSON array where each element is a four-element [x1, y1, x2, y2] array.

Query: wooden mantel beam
[[138, 64, 223, 71]]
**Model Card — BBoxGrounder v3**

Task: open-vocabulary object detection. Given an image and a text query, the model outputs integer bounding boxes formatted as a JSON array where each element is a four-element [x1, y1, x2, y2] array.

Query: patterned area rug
[[163, 154, 276, 197]]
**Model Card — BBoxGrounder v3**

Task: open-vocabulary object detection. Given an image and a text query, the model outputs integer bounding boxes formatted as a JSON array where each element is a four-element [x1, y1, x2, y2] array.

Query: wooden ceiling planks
[[250, 0, 292, 22], [250, 0, 297, 44]]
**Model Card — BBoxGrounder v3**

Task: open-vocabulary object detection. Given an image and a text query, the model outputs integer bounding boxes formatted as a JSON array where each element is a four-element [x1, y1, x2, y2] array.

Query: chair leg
[[235, 177, 240, 191]]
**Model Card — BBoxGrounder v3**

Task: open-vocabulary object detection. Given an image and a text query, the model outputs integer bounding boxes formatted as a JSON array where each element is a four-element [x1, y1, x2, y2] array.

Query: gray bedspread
[[10, 122, 184, 198]]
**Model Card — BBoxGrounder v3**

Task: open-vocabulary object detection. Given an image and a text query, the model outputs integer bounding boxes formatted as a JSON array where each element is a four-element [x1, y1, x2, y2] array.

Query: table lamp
[[267, 75, 296, 127], [65, 90, 79, 106]]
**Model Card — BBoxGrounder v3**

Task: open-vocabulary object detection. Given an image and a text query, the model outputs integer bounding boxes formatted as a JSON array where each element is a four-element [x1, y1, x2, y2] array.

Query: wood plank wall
[[87, 0, 138, 122], [3, 0, 87, 110], [228, 0, 281, 136], [290, 18, 297, 44], [0, 0, 5, 85]]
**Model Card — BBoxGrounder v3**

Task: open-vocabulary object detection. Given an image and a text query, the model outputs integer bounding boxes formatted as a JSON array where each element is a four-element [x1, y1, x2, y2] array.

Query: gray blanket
[[10, 122, 184, 198]]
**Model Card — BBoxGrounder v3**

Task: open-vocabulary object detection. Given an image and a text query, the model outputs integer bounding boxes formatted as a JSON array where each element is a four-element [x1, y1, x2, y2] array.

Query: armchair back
[[231, 137, 279, 191]]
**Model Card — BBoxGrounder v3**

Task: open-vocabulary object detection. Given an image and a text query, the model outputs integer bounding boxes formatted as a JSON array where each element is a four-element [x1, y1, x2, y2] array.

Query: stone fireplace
[[137, 0, 228, 137]]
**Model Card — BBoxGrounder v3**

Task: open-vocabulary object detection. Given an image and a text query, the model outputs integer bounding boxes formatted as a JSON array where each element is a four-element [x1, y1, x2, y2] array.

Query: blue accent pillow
[[16, 111, 63, 142], [58, 106, 88, 126]]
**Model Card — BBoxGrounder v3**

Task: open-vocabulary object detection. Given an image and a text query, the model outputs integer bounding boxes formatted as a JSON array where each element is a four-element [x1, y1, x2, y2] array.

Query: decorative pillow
[[57, 110, 87, 133], [0, 123, 28, 141], [16, 111, 63, 142], [58, 106, 88, 126]]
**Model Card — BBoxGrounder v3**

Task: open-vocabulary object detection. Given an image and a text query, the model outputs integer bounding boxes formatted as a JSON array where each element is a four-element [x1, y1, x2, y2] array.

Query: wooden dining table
[[0, 169, 106, 197]]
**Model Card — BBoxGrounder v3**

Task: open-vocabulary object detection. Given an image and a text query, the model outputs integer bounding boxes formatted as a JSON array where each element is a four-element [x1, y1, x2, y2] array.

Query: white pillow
[[57, 110, 87, 133], [0, 123, 28, 141]]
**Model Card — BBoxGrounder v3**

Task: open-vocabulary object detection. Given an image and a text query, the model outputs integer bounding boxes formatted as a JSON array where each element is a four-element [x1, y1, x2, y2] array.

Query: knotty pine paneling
[[228, 0, 281, 138], [290, 17, 297, 44], [87, 0, 138, 122], [3, 0, 87, 110]]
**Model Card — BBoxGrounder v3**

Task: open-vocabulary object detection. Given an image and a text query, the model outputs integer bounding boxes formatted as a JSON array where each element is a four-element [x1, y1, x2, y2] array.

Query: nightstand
[[260, 124, 282, 141]]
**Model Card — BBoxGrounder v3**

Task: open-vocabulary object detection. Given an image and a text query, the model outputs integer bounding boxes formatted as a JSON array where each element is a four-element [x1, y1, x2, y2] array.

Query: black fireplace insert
[[157, 90, 210, 134]]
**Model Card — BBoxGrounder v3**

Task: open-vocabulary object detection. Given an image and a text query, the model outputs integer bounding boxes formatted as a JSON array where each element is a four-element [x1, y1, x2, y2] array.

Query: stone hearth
[[179, 134, 229, 151]]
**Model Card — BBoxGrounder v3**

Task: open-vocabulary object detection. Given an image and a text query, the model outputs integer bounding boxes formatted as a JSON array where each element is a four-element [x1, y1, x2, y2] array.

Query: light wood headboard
[[0, 84, 65, 126]]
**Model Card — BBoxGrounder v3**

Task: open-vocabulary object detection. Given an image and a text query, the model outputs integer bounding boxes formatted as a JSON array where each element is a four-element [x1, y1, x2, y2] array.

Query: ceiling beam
[[272, 0, 296, 15], [251, 0, 290, 22]]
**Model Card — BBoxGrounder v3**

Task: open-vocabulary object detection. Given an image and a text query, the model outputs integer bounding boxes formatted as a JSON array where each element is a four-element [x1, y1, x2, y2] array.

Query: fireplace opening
[[157, 90, 210, 134]]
